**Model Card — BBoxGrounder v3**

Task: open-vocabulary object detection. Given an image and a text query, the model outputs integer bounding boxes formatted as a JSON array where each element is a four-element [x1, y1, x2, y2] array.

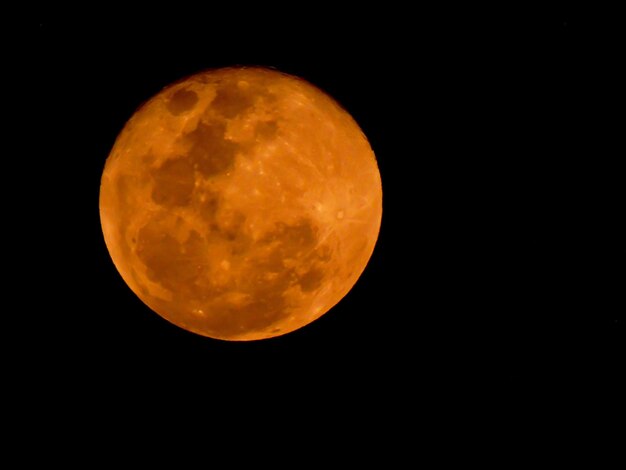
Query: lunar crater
[[150, 157, 195, 207], [167, 89, 199, 115], [185, 121, 239, 178]]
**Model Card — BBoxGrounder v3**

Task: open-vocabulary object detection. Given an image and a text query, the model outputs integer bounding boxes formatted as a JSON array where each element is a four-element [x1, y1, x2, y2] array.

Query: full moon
[[99, 67, 382, 341]]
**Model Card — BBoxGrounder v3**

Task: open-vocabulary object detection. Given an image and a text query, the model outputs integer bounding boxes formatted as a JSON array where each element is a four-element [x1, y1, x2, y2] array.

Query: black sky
[[38, 9, 622, 434]]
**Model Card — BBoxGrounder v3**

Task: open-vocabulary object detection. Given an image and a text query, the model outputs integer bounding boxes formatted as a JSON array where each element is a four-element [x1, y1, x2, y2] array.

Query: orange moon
[[99, 67, 382, 341]]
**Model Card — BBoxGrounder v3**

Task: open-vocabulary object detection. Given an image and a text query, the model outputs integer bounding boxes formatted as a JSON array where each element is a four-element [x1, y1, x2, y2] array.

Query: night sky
[[39, 9, 622, 434]]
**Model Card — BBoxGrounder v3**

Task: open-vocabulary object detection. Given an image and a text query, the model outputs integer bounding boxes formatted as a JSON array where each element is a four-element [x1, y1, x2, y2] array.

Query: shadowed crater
[[211, 82, 255, 118], [298, 267, 325, 292], [266, 220, 317, 252], [167, 89, 199, 115], [151, 157, 195, 206], [186, 121, 239, 177], [213, 210, 247, 241], [255, 120, 278, 140], [136, 222, 207, 296], [197, 191, 220, 220]]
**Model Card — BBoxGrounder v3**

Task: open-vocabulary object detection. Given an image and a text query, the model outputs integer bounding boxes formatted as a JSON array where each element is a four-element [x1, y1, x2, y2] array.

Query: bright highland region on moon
[[99, 67, 382, 340]]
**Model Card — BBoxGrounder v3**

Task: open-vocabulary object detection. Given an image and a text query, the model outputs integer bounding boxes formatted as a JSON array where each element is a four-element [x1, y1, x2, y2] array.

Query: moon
[[99, 67, 382, 341]]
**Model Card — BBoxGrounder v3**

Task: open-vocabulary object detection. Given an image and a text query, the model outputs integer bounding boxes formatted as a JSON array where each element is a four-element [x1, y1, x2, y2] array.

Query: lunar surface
[[99, 67, 382, 340]]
